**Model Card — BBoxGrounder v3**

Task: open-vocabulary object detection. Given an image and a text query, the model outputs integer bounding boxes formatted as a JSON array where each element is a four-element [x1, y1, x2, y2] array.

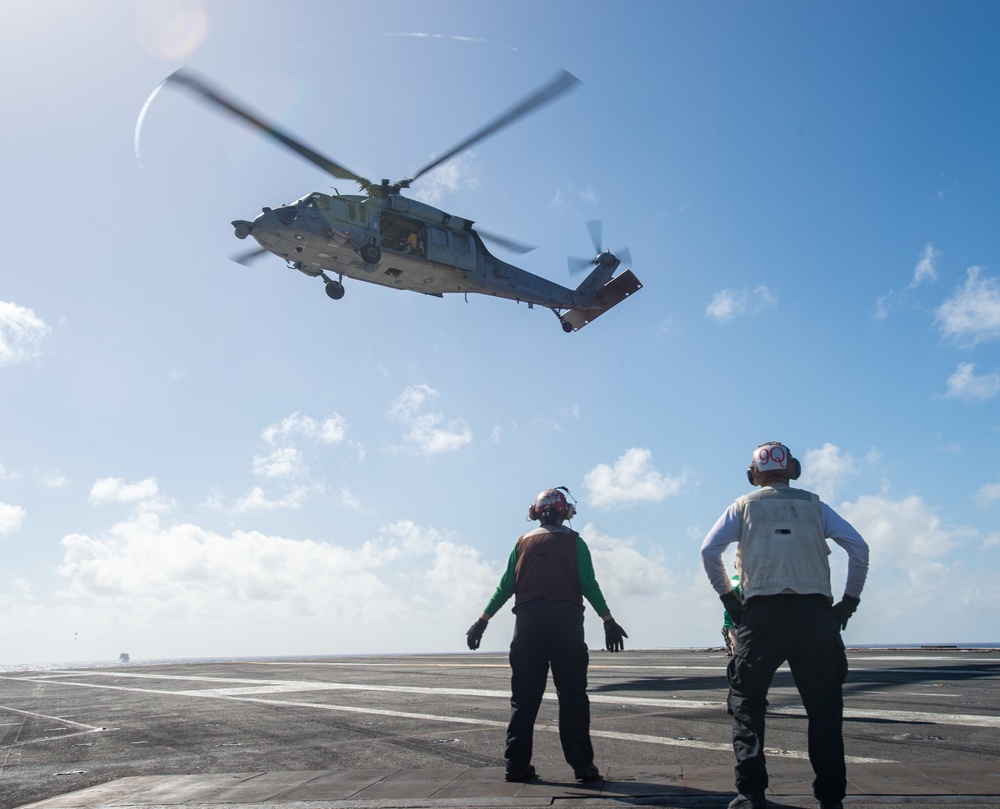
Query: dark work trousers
[[504, 600, 593, 773], [727, 594, 848, 804]]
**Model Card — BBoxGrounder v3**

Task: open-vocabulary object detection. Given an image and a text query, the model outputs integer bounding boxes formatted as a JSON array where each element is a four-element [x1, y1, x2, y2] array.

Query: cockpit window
[[304, 194, 328, 212], [274, 205, 298, 226]]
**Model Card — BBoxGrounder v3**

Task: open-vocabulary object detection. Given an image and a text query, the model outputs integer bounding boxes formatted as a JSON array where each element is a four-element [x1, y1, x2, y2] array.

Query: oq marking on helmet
[[755, 444, 788, 472]]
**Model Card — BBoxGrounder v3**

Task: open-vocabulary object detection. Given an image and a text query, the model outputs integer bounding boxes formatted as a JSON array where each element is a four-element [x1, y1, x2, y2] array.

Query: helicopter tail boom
[[561, 269, 643, 331]]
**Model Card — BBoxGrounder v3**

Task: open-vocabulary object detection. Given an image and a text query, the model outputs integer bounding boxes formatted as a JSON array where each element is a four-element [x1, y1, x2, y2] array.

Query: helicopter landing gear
[[553, 309, 575, 333], [320, 270, 345, 300], [360, 242, 381, 264]]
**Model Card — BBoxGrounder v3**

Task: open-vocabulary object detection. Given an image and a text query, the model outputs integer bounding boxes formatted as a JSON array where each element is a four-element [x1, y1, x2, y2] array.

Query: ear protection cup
[[565, 502, 577, 520], [788, 457, 802, 480]]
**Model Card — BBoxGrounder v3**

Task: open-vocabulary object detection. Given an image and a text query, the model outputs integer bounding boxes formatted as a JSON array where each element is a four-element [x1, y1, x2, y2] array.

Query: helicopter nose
[[248, 205, 291, 230], [276, 206, 299, 226]]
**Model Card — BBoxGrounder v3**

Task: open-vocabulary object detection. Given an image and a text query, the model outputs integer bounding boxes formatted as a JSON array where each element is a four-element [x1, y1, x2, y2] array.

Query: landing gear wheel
[[360, 243, 381, 264], [561, 320, 574, 333], [325, 281, 345, 300]]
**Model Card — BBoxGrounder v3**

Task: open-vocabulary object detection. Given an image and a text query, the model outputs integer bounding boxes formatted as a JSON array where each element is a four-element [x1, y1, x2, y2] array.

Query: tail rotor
[[567, 220, 631, 276]]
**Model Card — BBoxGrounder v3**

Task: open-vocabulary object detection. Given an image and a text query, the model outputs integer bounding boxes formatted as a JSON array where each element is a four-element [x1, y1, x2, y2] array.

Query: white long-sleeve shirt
[[700, 484, 869, 600]]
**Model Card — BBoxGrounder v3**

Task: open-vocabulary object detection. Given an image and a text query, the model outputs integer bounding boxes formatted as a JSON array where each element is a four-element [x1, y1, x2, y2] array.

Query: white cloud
[[583, 447, 686, 510], [339, 488, 362, 511], [263, 412, 347, 446], [872, 290, 894, 322], [533, 403, 580, 433], [835, 492, 995, 635], [231, 485, 315, 514], [39, 471, 70, 488], [935, 266, 1000, 345], [4, 483, 998, 660], [582, 523, 676, 599], [942, 362, 1000, 402], [50, 512, 500, 656], [705, 285, 777, 323], [0, 463, 22, 481], [318, 416, 348, 444], [0, 502, 26, 535], [252, 447, 306, 480], [801, 443, 859, 502], [413, 152, 479, 206], [0, 301, 50, 367], [910, 242, 939, 288], [89, 477, 160, 505], [218, 412, 355, 513], [976, 481, 1000, 508], [387, 384, 472, 456], [839, 493, 960, 563]]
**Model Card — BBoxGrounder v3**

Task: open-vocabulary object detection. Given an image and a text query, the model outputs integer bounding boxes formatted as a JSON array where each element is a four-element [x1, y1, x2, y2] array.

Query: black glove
[[466, 618, 488, 650], [604, 619, 628, 653], [831, 595, 860, 630], [720, 590, 744, 627]]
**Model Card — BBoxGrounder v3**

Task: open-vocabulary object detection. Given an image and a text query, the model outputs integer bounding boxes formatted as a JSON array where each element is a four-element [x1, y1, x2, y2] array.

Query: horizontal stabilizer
[[562, 270, 642, 331]]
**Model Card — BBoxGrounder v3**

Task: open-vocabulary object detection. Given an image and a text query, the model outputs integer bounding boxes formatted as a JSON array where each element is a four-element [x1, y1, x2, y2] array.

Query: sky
[[2, 0, 1000, 666]]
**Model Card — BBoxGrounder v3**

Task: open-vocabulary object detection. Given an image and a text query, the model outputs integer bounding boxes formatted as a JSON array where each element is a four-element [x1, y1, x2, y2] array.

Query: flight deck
[[1, 648, 998, 808]]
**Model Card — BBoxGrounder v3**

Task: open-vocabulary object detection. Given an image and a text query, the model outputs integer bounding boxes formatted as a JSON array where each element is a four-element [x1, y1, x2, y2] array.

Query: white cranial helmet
[[747, 441, 801, 486]]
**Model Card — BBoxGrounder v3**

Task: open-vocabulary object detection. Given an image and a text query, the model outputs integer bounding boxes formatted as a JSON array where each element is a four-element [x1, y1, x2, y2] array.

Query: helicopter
[[163, 69, 642, 332]]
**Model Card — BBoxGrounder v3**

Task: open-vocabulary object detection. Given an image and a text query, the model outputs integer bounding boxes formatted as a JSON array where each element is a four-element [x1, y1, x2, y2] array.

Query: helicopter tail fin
[[562, 269, 643, 331], [574, 262, 617, 297]]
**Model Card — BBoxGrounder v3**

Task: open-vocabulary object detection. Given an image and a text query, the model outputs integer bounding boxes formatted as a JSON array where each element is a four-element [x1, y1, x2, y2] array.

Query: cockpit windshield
[[299, 193, 329, 212]]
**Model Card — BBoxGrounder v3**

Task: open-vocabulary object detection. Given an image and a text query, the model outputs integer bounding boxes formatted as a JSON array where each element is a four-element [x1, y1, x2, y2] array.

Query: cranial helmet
[[528, 487, 577, 522], [746, 441, 801, 486]]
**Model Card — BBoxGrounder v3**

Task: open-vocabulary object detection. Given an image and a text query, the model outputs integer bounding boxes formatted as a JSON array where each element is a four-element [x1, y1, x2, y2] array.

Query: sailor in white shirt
[[700, 441, 869, 809]]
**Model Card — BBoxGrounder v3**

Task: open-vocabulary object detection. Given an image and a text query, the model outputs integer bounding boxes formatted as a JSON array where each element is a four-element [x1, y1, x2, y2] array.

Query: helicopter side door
[[425, 226, 475, 272], [313, 194, 376, 248]]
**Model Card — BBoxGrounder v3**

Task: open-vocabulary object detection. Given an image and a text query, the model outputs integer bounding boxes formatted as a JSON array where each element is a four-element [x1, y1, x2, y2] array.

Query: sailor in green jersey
[[466, 487, 627, 785]]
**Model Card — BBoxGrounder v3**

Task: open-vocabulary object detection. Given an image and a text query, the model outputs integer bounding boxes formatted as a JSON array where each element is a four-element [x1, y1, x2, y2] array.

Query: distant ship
[[118, 653, 130, 663]]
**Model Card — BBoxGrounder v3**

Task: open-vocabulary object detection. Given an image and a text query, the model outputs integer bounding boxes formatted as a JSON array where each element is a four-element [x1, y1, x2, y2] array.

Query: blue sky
[[2, 0, 1000, 665]]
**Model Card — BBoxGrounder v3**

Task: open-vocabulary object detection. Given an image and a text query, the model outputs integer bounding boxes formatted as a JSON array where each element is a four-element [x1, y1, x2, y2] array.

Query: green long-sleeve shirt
[[483, 526, 610, 618]]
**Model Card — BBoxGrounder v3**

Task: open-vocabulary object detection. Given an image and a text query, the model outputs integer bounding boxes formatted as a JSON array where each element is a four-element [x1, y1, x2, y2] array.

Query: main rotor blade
[[166, 69, 374, 192], [476, 228, 537, 255], [400, 70, 580, 188], [232, 246, 269, 267]]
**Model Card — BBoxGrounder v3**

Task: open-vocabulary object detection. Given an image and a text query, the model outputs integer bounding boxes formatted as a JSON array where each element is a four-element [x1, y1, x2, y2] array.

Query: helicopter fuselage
[[234, 192, 596, 308]]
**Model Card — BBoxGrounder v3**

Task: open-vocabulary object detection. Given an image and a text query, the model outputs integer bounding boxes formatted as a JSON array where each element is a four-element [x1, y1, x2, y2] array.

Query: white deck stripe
[[0, 674, 889, 763], [10, 670, 998, 730]]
